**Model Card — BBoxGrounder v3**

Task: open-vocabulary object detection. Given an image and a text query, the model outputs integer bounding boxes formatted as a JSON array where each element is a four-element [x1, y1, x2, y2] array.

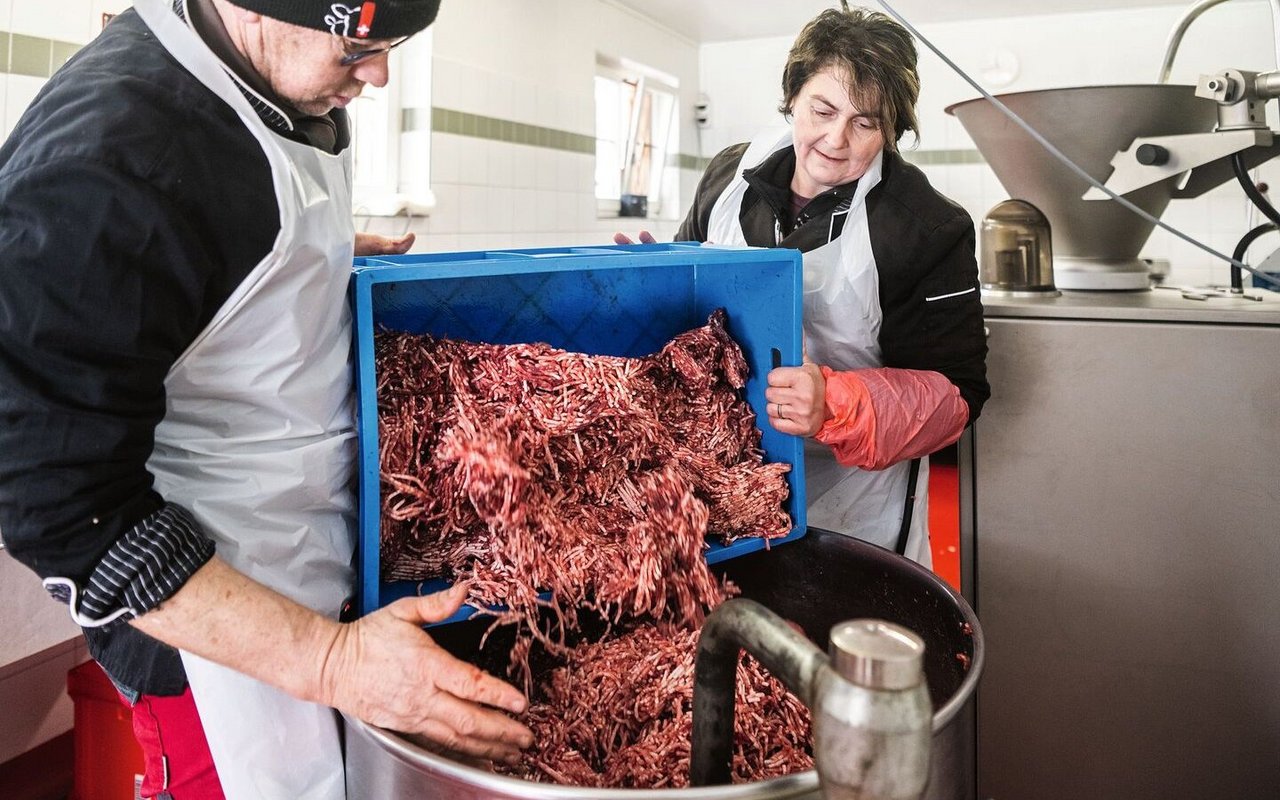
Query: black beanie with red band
[[232, 0, 440, 40]]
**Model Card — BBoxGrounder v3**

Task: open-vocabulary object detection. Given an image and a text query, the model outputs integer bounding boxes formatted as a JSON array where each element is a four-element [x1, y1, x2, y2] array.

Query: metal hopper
[[947, 85, 1218, 290]]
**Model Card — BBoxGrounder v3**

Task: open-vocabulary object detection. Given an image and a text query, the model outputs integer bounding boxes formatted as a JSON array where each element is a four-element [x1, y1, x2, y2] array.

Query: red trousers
[[120, 686, 225, 799]]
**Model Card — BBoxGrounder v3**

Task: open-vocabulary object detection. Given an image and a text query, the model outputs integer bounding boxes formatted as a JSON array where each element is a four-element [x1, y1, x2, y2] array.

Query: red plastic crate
[[66, 661, 144, 800]]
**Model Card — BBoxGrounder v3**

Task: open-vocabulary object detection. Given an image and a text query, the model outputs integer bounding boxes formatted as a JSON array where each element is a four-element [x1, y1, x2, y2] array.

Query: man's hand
[[316, 583, 533, 764], [355, 230, 415, 256], [765, 363, 828, 437], [130, 559, 532, 766], [612, 231, 657, 245]]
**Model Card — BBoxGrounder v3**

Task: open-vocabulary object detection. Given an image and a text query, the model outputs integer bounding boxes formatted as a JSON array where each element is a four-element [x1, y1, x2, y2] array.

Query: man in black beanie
[[0, 2, 532, 797]]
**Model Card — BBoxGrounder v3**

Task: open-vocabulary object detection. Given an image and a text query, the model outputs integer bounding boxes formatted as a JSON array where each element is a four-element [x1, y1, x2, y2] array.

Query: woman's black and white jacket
[[676, 143, 990, 421]]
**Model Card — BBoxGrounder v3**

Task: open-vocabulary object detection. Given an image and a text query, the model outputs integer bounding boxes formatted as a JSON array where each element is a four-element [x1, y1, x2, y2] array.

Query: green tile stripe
[[428, 106, 596, 154], [902, 148, 986, 166], [9, 34, 50, 78], [670, 150, 980, 170], [426, 107, 985, 169], [673, 152, 712, 171], [427, 106, 712, 169], [52, 40, 79, 73], [0, 31, 83, 78]]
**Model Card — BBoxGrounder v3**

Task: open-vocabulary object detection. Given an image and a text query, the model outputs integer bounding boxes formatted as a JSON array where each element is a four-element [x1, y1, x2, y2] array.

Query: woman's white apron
[[706, 129, 930, 566]]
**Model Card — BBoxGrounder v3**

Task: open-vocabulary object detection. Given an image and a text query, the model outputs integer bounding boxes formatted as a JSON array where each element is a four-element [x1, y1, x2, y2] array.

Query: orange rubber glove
[[814, 366, 969, 471]]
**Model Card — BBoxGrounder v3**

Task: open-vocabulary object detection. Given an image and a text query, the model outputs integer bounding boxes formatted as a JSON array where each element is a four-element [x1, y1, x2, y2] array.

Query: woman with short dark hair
[[675, 4, 989, 566]]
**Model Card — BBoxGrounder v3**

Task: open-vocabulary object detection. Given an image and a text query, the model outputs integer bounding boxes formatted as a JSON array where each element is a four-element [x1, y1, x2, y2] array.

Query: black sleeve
[[0, 155, 216, 623], [674, 143, 748, 243], [877, 212, 990, 423]]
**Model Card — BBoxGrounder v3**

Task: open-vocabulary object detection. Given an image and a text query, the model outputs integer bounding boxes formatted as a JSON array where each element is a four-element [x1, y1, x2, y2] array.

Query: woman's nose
[[825, 122, 850, 148]]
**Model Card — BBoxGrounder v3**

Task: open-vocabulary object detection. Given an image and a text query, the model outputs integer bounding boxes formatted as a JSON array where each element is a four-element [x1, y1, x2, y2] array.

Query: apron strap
[[894, 458, 922, 556]]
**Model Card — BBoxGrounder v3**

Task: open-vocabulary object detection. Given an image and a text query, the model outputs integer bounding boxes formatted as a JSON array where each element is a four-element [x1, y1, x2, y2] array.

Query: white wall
[[359, 0, 704, 251], [1, 0, 132, 139], [699, 2, 1280, 287]]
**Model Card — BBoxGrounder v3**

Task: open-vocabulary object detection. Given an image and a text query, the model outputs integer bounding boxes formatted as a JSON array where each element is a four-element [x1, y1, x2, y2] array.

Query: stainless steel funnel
[[946, 85, 1218, 290]]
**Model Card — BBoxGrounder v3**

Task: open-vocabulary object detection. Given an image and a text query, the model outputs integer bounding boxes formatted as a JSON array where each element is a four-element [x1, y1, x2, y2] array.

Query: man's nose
[[353, 54, 391, 88]]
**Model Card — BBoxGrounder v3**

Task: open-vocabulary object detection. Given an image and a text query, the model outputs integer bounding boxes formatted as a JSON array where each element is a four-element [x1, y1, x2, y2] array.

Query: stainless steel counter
[[968, 288, 1280, 800], [981, 286, 1280, 323]]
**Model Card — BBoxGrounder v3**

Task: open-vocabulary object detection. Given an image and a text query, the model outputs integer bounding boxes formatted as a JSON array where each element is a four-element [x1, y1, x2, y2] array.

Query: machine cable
[[1231, 222, 1279, 292], [893, 458, 921, 556], [1230, 153, 1280, 291], [1233, 152, 1280, 227]]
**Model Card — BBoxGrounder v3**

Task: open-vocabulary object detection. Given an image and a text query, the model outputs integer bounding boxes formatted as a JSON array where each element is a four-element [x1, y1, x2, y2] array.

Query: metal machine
[[948, 84, 1218, 290], [941, 2, 1280, 797], [948, 0, 1280, 292], [343, 530, 984, 800], [965, 292, 1280, 799], [691, 605, 931, 799]]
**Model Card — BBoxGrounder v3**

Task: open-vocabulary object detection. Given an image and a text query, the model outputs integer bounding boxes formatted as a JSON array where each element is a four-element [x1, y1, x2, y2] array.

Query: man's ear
[[210, 0, 267, 61], [212, 0, 263, 31]]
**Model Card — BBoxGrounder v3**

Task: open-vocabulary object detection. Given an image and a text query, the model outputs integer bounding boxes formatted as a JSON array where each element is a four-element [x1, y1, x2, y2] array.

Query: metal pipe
[[1257, 70, 1280, 99], [690, 598, 829, 787], [1158, 0, 1280, 83]]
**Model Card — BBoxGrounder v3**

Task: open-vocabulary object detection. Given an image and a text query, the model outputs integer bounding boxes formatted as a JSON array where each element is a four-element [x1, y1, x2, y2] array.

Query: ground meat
[[376, 310, 792, 684], [499, 623, 813, 788], [375, 309, 809, 786]]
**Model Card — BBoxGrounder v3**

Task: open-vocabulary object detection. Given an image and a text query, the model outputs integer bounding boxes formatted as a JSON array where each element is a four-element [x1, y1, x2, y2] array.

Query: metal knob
[[1135, 143, 1170, 166], [829, 620, 926, 691]]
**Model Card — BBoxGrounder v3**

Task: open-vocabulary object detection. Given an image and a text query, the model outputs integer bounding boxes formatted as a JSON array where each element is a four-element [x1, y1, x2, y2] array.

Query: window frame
[[349, 31, 436, 218], [594, 54, 680, 220]]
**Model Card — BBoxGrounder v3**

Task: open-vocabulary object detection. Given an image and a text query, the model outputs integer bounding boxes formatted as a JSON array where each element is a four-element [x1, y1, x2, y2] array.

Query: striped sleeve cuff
[[42, 503, 215, 629]]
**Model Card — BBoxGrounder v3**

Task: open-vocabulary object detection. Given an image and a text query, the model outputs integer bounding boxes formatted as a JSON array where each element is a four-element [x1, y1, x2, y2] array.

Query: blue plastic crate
[[351, 243, 805, 623]]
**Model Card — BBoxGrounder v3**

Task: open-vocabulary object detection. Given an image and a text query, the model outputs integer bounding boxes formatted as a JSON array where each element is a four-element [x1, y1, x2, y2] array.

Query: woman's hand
[[613, 231, 657, 245], [765, 363, 828, 437], [316, 583, 533, 764], [355, 231, 416, 257]]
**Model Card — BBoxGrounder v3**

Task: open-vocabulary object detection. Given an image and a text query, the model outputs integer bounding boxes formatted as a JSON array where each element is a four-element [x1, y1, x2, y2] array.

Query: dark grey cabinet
[[969, 293, 1280, 800]]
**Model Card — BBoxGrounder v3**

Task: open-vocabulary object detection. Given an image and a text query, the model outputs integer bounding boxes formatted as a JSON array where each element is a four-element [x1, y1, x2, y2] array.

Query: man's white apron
[[137, 1, 357, 796], [707, 129, 931, 566]]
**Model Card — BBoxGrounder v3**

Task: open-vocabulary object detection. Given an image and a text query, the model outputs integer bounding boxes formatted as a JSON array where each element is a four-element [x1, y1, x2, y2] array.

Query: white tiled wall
[[1, 0, 131, 136], [395, 131, 598, 253], [700, 1, 1280, 288], [5, 3, 1279, 272], [359, 0, 704, 252], [6, 0, 127, 41], [2, 0, 699, 258]]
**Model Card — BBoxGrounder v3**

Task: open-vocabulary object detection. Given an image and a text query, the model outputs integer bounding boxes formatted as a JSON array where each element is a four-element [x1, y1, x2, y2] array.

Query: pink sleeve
[[814, 366, 970, 470]]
